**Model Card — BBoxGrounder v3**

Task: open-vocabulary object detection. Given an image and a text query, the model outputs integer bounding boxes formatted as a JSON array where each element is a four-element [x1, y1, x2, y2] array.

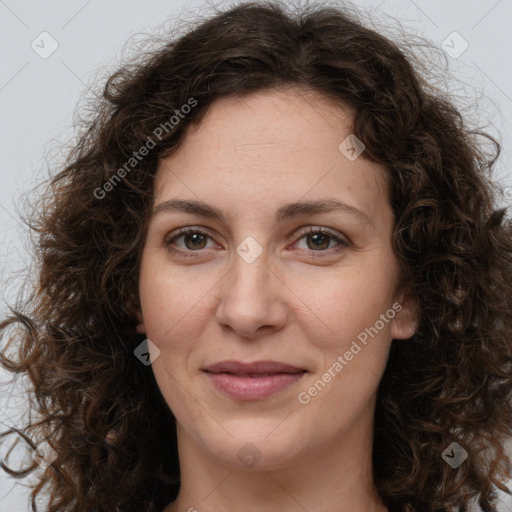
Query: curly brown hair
[[1, 1, 512, 511]]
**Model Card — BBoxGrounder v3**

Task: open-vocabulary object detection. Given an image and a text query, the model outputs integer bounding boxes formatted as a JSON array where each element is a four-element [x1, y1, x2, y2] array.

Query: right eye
[[165, 227, 219, 256]]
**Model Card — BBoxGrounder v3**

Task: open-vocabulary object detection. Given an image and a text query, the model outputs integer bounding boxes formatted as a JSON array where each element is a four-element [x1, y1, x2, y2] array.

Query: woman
[[1, 1, 512, 511]]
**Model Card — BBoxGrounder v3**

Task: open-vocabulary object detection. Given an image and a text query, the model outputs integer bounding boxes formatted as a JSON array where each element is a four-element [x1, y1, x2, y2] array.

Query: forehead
[[153, 88, 391, 225]]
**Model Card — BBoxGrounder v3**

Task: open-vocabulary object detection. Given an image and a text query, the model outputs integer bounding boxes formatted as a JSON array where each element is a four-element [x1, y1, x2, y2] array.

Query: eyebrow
[[152, 198, 375, 227]]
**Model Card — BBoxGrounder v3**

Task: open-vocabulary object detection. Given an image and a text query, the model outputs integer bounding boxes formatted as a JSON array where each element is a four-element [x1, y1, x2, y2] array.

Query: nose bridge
[[215, 240, 286, 336], [228, 245, 273, 304]]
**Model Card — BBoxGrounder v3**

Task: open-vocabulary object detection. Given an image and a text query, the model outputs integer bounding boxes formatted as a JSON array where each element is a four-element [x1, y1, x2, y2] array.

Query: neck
[[164, 406, 388, 512]]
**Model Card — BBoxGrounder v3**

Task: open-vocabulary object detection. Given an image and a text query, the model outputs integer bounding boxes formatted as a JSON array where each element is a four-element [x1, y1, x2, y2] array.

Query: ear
[[390, 289, 419, 340], [134, 307, 146, 334], [125, 293, 146, 334]]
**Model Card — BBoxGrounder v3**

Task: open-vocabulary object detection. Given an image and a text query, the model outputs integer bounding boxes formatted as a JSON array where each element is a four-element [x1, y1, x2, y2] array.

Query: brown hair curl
[[1, 1, 512, 511]]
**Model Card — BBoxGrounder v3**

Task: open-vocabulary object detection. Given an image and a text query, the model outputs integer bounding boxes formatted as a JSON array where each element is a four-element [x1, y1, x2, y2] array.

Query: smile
[[203, 360, 307, 400]]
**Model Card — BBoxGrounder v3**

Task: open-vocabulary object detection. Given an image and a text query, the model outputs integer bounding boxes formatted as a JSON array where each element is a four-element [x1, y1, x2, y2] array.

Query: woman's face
[[137, 87, 417, 470]]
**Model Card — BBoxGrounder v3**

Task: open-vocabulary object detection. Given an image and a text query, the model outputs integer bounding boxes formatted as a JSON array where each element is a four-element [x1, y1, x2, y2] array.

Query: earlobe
[[390, 292, 419, 340], [135, 308, 146, 334], [125, 295, 146, 334]]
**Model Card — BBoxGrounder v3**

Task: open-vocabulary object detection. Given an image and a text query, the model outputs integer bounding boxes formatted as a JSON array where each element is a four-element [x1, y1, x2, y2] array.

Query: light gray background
[[1, 0, 511, 510]]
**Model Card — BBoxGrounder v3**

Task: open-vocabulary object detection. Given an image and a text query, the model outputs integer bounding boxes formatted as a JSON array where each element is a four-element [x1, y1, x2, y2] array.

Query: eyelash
[[165, 226, 349, 258]]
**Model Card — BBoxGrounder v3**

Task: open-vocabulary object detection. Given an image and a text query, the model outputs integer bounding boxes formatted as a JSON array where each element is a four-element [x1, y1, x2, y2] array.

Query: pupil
[[186, 233, 206, 249], [309, 233, 328, 250]]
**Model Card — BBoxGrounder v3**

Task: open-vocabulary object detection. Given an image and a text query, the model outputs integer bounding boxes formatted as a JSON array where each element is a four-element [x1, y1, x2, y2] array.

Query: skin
[[135, 86, 418, 512]]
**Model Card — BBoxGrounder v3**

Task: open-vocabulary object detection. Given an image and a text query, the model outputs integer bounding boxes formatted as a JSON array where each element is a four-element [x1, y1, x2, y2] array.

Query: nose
[[214, 249, 287, 339]]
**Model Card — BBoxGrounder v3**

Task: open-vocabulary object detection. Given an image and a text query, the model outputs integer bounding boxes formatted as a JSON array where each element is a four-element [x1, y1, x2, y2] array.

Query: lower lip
[[205, 371, 306, 400]]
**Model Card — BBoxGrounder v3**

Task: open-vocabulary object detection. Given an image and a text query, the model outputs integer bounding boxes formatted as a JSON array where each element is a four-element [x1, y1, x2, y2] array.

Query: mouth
[[203, 360, 307, 400]]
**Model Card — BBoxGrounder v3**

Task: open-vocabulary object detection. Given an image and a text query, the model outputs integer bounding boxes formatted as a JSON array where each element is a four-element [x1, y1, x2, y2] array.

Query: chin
[[197, 418, 308, 470]]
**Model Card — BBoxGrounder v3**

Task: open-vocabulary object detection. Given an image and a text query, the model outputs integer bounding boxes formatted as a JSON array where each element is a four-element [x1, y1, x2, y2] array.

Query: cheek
[[138, 265, 209, 419], [138, 259, 215, 343], [290, 260, 397, 349]]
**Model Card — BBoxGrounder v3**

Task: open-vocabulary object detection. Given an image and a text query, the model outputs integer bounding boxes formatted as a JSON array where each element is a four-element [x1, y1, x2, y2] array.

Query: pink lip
[[203, 360, 307, 400]]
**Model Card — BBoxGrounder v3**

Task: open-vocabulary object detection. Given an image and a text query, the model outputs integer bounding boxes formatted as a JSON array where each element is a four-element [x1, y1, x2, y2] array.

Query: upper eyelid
[[166, 225, 348, 247]]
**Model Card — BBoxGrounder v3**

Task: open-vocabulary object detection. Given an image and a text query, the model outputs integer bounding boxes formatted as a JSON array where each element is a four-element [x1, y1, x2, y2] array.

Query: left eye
[[294, 228, 347, 252], [165, 227, 348, 256]]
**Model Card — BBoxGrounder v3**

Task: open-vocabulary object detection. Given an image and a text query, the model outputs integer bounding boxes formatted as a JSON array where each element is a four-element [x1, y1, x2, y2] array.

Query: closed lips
[[214, 372, 304, 377], [203, 360, 307, 375], [203, 360, 307, 400]]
